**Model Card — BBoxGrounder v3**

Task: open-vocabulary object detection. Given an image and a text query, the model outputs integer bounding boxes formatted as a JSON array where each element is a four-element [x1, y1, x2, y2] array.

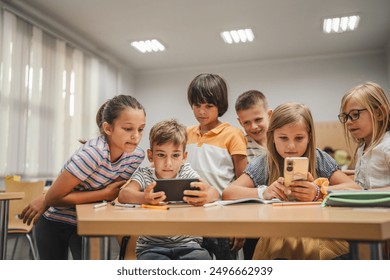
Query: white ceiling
[[7, 0, 390, 72]]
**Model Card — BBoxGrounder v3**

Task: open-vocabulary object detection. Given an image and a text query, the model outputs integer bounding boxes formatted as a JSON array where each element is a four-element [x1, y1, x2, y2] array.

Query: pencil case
[[322, 190, 390, 207]]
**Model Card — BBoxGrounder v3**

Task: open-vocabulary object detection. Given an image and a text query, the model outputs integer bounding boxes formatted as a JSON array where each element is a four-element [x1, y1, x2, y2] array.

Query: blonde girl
[[339, 81, 390, 189], [223, 102, 360, 259]]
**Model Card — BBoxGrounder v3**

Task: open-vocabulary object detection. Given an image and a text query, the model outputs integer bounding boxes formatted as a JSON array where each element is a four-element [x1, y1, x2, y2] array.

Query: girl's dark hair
[[187, 73, 228, 117], [80, 95, 145, 144]]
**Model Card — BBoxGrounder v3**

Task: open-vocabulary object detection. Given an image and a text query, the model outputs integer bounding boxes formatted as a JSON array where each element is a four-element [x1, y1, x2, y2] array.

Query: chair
[[117, 235, 138, 260], [4, 175, 21, 185], [5, 179, 45, 260]]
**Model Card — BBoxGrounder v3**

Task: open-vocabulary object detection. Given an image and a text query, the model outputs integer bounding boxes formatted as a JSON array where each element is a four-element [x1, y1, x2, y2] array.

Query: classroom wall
[[118, 65, 136, 97], [132, 50, 389, 153], [388, 42, 390, 85]]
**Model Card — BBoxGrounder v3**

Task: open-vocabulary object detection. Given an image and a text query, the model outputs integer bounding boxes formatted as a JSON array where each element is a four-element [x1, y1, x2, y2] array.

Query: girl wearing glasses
[[339, 81, 390, 190]]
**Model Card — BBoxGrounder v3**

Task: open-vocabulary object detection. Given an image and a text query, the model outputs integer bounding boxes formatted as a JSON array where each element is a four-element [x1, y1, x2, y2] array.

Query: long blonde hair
[[339, 82, 390, 159], [266, 103, 317, 185]]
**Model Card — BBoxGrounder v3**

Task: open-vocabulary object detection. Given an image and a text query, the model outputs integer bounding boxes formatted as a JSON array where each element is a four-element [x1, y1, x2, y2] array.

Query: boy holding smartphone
[[118, 119, 219, 260]]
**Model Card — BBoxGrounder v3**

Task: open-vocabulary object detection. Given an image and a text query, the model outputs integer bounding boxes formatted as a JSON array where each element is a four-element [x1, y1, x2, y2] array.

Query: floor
[[5, 235, 120, 260]]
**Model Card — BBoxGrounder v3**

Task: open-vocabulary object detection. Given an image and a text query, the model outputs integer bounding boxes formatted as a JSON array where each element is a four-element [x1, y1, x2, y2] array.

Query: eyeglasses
[[338, 109, 367, 124]]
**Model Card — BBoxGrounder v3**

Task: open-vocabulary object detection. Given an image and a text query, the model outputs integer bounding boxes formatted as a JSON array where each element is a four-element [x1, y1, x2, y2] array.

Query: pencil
[[112, 202, 140, 208], [141, 204, 169, 210], [272, 201, 322, 206]]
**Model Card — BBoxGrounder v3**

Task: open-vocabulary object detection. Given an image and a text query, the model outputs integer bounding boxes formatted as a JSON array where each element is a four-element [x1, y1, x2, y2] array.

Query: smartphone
[[154, 178, 200, 202], [284, 157, 309, 200]]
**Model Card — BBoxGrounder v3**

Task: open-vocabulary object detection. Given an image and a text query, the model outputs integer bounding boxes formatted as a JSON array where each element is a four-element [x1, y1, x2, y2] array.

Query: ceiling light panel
[[221, 28, 254, 44], [130, 39, 165, 53], [323, 15, 360, 34]]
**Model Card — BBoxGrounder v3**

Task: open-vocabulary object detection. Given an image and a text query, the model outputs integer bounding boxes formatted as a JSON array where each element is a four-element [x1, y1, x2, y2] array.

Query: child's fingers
[[190, 181, 206, 191], [145, 192, 166, 204], [184, 196, 206, 206], [183, 188, 206, 197], [144, 181, 157, 192]]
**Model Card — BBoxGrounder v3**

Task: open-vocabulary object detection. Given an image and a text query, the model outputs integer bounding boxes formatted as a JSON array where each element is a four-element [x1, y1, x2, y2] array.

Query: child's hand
[[144, 182, 166, 205], [183, 180, 208, 206], [289, 172, 318, 201], [263, 177, 289, 201], [19, 195, 48, 225], [230, 237, 246, 253], [104, 180, 126, 201]]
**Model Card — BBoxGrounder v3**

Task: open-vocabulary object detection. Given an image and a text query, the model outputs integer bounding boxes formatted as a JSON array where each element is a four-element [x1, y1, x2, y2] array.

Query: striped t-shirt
[[43, 135, 145, 225], [129, 163, 203, 256], [186, 122, 247, 194], [246, 135, 266, 162]]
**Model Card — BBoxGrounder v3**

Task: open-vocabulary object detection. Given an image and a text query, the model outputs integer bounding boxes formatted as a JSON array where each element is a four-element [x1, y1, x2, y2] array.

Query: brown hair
[[80, 95, 145, 143], [149, 119, 188, 151], [235, 90, 268, 112]]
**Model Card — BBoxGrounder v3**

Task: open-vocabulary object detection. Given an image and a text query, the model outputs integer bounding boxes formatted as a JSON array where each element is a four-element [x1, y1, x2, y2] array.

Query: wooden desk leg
[[0, 200, 9, 260], [82, 236, 90, 260]]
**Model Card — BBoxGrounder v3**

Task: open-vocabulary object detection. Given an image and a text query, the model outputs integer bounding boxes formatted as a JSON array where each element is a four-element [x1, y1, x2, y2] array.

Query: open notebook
[[204, 197, 282, 207]]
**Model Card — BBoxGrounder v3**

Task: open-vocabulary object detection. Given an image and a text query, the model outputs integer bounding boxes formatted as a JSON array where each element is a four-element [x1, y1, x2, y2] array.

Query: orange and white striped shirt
[[186, 122, 247, 194]]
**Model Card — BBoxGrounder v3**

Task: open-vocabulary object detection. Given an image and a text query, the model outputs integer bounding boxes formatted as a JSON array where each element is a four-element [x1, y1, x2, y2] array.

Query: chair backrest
[[4, 175, 21, 182], [5, 180, 45, 218]]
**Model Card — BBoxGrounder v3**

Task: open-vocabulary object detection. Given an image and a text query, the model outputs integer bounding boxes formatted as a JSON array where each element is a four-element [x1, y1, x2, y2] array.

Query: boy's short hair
[[187, 73, 228, 117], [149, 119, 188, 151], [235, 90, 268, 112]]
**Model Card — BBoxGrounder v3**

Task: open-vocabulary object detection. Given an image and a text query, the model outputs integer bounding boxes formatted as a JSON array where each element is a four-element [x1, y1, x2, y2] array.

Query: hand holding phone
[[154, 178, 200, 202], [284, 157, 308, 200]]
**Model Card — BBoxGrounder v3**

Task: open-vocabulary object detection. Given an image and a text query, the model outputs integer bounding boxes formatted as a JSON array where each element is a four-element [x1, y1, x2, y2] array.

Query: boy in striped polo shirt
[[235, 90, 272, 259], [235, 90, 272, 162]]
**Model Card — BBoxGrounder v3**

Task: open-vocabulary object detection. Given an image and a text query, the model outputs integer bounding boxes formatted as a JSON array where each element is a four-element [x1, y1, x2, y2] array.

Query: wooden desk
[[76, 203, 390, 259], [0, 192, 24, 260]]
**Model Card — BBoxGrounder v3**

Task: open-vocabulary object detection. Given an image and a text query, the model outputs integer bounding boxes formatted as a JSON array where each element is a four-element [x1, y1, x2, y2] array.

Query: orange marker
[[141, 204, 169, 210]]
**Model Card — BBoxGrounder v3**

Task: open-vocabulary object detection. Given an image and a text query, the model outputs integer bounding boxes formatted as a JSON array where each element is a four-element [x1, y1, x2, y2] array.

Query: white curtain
[[0, 10, 120, 179]]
